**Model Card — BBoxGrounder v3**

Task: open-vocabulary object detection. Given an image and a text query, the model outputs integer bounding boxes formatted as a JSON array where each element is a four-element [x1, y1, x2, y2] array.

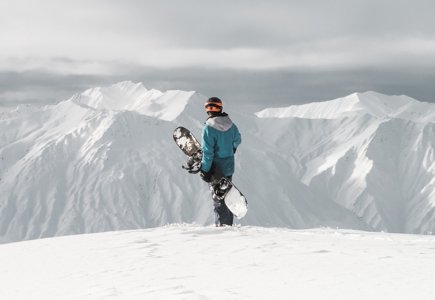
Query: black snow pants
[[213, 199, 234, 226]]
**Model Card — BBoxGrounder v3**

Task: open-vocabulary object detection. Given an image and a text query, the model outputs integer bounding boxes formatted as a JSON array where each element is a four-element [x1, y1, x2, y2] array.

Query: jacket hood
[[206, 113, 233, 132]]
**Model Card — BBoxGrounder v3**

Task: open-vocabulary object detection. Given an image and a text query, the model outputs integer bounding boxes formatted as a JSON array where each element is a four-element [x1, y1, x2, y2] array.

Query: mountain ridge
[[256, 91, 435, 122], [71, 81, 200, 122], [1, 82, 434, 243]]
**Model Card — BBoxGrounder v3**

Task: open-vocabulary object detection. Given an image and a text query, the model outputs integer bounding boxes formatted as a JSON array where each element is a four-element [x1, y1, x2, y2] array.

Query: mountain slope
[[1, 83, 435, 242], [1, 226, 434, 299], [255, 92, 435, 233], [0, 83, 213, 242], [256, 91, 435, 122]]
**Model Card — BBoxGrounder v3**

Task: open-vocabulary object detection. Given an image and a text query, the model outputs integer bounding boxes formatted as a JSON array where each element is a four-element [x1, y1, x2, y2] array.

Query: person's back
[[202, 112, 240, 178], [200, 97, 241, 226]]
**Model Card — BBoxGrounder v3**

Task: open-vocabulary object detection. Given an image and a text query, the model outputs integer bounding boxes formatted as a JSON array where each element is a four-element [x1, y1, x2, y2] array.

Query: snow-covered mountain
[[256, 91, 435, 122], [255, 91, 435, 234], [1, 82, 434, 242]]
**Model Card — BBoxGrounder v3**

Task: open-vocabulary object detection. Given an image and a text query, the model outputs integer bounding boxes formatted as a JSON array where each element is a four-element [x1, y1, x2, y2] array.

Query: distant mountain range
[[1, 81, 434, 242]]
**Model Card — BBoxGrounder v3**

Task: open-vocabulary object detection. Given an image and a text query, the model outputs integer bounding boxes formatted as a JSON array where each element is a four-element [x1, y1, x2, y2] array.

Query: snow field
[[0, 225, 434, 300]]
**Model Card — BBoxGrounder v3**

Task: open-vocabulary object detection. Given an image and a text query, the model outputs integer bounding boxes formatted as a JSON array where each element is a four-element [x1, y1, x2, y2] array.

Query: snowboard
[[173, 126, 248, 219]]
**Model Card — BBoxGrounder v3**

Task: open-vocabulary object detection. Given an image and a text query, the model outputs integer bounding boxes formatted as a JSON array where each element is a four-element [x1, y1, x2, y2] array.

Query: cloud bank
[[1, 0, 435, 106]]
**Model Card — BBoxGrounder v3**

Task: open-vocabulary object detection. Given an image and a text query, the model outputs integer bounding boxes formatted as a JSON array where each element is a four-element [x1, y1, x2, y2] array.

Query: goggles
[[205, 101, 222, 112]]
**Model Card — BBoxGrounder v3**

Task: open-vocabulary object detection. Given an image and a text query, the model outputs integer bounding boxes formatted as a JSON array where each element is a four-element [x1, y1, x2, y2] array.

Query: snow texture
[[1, 82, 435, 243], [0, 225, 434, 299]]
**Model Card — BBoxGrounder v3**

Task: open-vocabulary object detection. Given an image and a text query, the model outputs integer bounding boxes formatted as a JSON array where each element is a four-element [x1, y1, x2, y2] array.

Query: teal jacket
[[201, 113, 241, 177]]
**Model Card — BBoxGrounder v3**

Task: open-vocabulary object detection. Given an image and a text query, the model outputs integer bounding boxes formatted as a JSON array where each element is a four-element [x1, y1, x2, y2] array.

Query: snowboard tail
[[211, 177, 248, 219]]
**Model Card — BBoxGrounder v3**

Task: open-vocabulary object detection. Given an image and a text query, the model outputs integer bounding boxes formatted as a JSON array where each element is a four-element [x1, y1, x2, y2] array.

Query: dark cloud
[[0, 71, 109, 105], [2, 1, 435, 108], [2, 66, 435, 111]]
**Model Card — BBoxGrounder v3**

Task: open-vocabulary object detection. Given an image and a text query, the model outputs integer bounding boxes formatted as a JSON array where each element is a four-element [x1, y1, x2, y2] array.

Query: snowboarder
[[199, 97, 242, 226]]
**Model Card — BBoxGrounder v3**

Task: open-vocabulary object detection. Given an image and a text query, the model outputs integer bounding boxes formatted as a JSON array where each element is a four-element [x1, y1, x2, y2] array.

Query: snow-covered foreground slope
[[0, 225, 434, 300], [1, 82, 435, 242]]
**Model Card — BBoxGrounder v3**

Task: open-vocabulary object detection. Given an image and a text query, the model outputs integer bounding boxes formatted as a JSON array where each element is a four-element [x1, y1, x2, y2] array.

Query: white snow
[[256, 91, 435, 122], [0, 225, 434, 300], [73, 81, 197, 121], [1, 81, 435, 244]]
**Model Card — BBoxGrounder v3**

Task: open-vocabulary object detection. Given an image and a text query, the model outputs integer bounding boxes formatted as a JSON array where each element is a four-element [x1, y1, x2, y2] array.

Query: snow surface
[[1, 82, 435, 243], [0, 225, 434, 300], [255, 91, 435, 122], [73, 82, 196, 122]]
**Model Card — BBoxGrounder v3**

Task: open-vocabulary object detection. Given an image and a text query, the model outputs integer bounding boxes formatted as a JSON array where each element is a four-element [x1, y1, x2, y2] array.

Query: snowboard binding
[[211, 177, 233, 201]]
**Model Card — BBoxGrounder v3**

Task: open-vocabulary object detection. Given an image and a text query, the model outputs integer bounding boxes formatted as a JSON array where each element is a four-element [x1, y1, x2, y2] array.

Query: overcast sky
[[1, 0, 435, 108]]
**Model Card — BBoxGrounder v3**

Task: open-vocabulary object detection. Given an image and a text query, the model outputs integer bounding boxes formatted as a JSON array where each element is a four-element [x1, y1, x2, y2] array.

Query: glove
[[200, 169, 212, 183], [233, 148, 237, 154]]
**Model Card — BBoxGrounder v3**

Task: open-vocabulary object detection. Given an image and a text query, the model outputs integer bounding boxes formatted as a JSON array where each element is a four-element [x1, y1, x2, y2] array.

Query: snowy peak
[[256, 91, 435, 122], [256, 93, 361, 119], [71, 81, 199, 121], [353, 91, 423, 119]]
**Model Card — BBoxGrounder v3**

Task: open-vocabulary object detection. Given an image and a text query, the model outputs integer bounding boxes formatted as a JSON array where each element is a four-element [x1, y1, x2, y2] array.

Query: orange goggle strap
[[205, 101, 223, 112]]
